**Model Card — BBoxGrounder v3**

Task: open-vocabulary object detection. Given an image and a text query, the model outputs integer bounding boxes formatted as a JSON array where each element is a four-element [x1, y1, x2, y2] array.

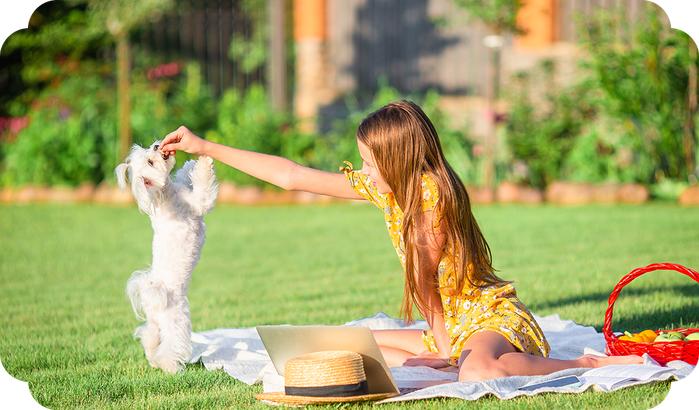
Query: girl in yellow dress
[[160, 100, 641, 381]]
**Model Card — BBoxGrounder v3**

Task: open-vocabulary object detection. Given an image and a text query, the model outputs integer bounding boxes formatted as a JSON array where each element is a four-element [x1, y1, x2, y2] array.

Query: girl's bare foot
[[580, 354, 644, 368]]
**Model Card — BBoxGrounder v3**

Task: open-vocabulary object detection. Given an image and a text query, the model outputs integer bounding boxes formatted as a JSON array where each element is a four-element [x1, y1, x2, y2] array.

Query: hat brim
[[256, 391, 398, 406]]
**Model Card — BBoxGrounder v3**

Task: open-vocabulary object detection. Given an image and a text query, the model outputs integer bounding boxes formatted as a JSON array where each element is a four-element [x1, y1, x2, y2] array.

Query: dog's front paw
[[198, 155, 213, 168]]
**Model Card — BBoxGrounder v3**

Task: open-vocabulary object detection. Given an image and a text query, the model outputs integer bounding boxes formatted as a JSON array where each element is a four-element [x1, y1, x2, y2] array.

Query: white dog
[[115, 140, 218, 373]]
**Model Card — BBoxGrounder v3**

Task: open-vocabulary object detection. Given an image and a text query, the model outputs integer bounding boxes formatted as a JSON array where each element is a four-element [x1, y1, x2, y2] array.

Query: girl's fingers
[[164, 142, 183, 152], [161, 131, 182, 147]]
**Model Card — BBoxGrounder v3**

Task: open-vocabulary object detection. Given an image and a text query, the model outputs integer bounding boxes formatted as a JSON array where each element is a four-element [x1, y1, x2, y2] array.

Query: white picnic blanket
[[188, 313, 695, 402]]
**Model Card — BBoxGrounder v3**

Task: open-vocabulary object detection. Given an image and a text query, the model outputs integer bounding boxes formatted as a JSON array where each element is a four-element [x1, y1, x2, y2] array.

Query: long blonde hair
[[356, 100, 507, 322]]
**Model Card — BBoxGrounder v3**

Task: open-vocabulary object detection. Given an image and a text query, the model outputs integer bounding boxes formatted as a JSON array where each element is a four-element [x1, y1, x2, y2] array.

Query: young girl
[[159, 100, 642, 381]]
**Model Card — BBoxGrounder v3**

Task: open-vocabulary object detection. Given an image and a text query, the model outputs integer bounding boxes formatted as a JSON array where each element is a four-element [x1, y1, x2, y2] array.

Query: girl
[[160, 100, 642, 381]]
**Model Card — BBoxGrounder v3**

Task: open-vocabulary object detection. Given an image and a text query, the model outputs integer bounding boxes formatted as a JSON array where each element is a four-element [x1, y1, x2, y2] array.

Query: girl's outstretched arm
[[160, 126, 361, 199]]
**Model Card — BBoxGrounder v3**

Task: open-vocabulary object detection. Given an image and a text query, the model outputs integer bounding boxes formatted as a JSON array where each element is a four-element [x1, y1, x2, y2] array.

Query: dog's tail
[[126, 269, 167, 321]]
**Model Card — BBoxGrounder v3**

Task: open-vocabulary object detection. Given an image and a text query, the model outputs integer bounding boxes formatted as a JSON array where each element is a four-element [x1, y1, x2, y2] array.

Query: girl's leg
[[457, 331, 643, 382], [371, 329, 426, 367]]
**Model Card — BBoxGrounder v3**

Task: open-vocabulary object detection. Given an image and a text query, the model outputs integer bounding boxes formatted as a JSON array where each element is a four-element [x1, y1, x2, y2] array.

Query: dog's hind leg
[[134, 321, 160, 367], [152, 300, 192, 374], [127, 273, 169, 368]]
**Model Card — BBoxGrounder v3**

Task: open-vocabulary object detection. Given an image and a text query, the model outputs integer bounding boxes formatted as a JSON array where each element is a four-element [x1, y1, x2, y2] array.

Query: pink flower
[[147, 62, 182, 81]]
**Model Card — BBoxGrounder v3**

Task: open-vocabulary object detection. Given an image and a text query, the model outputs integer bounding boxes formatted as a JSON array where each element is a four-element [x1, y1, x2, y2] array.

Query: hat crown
[[284, 350, 366, 388]]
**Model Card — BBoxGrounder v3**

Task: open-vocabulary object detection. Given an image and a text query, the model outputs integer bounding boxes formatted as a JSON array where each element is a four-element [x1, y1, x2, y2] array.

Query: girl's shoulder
[[340, 161, 385, 208]]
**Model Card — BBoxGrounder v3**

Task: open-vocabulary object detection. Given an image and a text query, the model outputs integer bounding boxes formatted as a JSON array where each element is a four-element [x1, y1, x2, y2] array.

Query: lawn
[[1, 202, 697, 409]]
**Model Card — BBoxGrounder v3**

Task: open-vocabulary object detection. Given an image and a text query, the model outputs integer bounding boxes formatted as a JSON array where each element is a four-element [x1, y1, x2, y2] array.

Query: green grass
[[1, 203, 698, 409]]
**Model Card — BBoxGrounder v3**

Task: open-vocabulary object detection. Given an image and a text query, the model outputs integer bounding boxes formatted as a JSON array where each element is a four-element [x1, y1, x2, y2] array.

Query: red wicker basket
[[603, 262, 699, 366]]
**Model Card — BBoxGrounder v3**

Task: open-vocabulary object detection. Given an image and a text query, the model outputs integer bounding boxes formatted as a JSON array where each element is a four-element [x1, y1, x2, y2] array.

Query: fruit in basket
[[618, 329, 657, 343], [686, 332, 699, 341], [637, 330, 657, 342], [654, 332, 686, 342]]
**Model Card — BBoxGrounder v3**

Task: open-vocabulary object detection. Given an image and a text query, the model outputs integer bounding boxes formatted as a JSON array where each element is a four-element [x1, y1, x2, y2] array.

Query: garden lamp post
[[452, 0, 522, 190], [482, 33, 504, 191]]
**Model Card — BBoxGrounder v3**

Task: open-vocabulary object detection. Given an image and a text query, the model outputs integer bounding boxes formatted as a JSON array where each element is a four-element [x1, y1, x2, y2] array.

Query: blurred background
[[0, 0, 698, 205]]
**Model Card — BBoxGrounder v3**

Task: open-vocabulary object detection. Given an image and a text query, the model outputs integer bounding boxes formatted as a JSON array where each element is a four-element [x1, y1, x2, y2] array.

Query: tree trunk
[[117, 33, 132, 162]]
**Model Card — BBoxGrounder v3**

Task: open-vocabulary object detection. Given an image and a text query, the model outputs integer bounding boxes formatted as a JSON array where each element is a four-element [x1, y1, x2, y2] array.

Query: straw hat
[[256, 350, 397, 405]]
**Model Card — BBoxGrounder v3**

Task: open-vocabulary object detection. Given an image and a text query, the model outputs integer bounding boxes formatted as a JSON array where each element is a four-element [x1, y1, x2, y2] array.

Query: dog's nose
[[153, 144, 160, 151]]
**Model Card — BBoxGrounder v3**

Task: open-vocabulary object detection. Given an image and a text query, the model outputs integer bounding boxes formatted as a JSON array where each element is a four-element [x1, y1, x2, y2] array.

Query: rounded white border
[[0, 0, 697, 408], [0, 5, 56, 409]]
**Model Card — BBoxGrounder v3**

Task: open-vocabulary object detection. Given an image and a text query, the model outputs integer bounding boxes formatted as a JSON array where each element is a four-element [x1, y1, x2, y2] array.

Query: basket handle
[[603, 262, 699, 341]]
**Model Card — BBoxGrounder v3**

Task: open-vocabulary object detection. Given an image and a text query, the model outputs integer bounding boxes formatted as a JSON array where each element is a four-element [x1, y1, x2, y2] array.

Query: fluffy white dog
[[115, 140, 218, 373]]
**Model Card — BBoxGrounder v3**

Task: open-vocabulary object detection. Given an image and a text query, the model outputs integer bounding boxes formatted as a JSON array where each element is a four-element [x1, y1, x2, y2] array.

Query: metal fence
[[133, 0, 266, 96]]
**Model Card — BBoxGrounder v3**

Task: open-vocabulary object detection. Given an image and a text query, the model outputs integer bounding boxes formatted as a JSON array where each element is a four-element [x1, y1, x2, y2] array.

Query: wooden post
[[293, 0, 326, 132], [515, 0, 556, 49], [117, 33, 132, 162], [268, 0, 287, 112]]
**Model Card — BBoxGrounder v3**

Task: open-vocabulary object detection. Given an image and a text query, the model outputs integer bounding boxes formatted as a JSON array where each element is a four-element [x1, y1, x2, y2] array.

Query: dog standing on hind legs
[[115, 140, 218, 373]]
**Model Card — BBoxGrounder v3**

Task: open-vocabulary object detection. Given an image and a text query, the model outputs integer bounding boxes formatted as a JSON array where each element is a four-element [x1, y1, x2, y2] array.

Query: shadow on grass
[[528, 283, 699, 332]]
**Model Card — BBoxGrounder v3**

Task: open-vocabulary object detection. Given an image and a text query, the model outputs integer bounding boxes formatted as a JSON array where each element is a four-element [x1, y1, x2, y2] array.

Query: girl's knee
[[458, 359, 510, 382]]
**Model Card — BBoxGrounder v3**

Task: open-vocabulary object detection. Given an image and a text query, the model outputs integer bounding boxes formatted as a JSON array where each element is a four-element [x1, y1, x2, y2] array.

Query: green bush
[[579, 5, 698, 183], [0, 60, 217, 187], [2, 108, 99, 187], [504, 62, 591, 188], [2, 71, 115, 187], [168, 63, 217, 134], [504, 5, 699, 188], [208, 84, 316, 187]]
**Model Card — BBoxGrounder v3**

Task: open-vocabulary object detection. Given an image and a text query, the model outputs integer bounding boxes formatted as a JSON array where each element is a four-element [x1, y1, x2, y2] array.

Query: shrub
[[504, 5, 699, 187], [504, 63, 592, 188], [208, 84, 315, 187], [0, 59, 216, 187], [1, 71, 115, 186]]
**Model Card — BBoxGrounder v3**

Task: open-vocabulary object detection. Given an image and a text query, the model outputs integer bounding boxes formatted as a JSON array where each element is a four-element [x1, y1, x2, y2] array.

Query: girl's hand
[[403, 352, 452, 369], [160, 126, 208, 156]]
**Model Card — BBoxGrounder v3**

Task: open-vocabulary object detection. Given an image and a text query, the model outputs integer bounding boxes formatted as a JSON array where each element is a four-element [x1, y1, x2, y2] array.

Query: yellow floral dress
[[340, 161, 550, 362]]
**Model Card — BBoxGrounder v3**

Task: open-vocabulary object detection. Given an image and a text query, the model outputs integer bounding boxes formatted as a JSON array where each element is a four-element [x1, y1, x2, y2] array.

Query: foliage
[[649, 179, 689, 201], [451, 0, 522, 34], [2, 3, 110, 116], [578, 6, 698, 183], [504, 62, 593, 188], [0, 59, 218, 186], [228, 0, 268, 74], [167, 63, 218, 135], [1, 71, 114, 186], [84, 0, 174, 38], [207, 84, 315, 186], [504, 5, 699, 187]]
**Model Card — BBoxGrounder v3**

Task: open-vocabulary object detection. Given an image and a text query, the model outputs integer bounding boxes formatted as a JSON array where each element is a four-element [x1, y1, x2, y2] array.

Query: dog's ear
[[115, 163, 129, 189]]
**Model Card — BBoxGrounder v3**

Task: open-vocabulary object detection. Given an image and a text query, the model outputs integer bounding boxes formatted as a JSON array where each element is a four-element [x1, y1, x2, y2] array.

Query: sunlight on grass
[[1, 203, 697, 408]]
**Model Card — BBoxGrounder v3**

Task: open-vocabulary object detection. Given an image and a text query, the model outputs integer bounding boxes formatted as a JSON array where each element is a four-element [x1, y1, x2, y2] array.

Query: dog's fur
[[115, 140, 217, 373]]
